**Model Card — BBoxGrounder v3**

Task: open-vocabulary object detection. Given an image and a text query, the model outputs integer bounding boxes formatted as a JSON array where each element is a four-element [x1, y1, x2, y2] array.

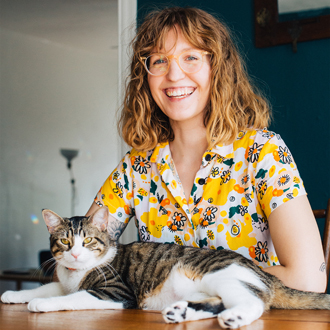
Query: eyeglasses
[[141, 50, 210, 76]]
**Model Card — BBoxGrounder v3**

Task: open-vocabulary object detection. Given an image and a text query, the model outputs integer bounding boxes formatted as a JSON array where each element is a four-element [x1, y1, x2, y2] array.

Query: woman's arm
[[86, 202, 127, 240], [263, 195, 327, 292]]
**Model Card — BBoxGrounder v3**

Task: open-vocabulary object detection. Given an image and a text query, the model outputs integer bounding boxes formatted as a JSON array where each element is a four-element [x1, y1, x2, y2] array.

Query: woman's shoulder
[[233, 128, 286, 150]]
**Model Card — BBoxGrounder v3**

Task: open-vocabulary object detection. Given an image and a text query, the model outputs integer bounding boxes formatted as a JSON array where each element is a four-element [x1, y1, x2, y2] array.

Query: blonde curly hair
[[118, 7, 271, 151]]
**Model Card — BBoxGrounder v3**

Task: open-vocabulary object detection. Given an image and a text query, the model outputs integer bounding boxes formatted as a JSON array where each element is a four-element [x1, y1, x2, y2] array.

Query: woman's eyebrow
[[155, 47, 199, 54]]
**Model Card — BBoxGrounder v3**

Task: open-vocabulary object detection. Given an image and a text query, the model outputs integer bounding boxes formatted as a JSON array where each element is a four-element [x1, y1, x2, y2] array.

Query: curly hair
[[118, 7, 271, 151]]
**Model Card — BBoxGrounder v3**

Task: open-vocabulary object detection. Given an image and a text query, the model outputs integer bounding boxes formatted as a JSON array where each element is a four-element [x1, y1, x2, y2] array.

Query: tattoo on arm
[[320, 262, 326, 272], [107, 218, 128, 241]]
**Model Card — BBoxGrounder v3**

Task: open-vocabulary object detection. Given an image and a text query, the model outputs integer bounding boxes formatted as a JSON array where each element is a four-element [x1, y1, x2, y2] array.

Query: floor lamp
[[60, 149, 79, 217]]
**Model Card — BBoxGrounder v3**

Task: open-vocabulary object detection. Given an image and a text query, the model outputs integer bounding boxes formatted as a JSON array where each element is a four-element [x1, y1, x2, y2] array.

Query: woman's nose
[[166, 58, 185, 81]]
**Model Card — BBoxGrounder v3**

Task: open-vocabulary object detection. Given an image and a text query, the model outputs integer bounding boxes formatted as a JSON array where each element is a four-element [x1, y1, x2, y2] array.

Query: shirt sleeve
[[254, 134, 306, 218], [94, 151, 135, 224]]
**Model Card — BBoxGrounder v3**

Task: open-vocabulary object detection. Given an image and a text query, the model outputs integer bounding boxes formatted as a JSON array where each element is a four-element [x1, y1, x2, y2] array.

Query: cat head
[[41, 206, 116, 270]]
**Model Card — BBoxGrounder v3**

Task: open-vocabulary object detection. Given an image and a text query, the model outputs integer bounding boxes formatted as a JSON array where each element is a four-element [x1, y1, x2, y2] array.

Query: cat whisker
[[95, 266, 107, 290], [107, 264, 125, 286]]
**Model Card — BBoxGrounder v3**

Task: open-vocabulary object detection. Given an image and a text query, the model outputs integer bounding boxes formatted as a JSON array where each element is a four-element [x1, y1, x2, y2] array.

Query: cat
[[1, 206, 329, 329]]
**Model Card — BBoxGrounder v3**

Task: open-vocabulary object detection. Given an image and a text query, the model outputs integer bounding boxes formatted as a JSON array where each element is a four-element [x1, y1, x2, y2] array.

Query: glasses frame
[[141, 50, 210, 76]]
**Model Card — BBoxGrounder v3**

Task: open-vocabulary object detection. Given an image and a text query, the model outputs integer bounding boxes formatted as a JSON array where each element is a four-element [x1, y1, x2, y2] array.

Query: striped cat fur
[[1, 206, 329, 329]]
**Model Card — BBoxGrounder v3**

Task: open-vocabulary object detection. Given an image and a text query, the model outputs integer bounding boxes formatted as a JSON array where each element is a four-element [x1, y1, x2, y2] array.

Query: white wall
[[0, 0, 138, 292]]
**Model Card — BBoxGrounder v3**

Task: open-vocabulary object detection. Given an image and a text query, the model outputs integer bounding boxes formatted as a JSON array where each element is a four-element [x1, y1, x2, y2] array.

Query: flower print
[[293, 177, 300, 184], [278, 146, 292, 164], [168, 222, 179, 232], [133, 156, 151, 174], [112, 171, 120, 181], [259, 128, 275, 139], [221, 170, 231, 184], [254, 241, 269, 263], [239, 205, 248, 216], [216, 156, 224, 163], [203, 206, 218, 221], [253, 215, 269, 232], [234, 184, 245, 194], [200, 218, 211, 228], [231, 224, 240, 236], [277, 174, 291, 187], [211, 167, 220, 177], [286, 193, 294, 200], [241, 174, 250, 186], [273, 150, 280, 162], [272, 189, 284, 197], [257, 180, 267, 198], [139, 226, 150, 241], [248, 143, 264, 163], [174, 235, 183, 245], [207, 230, 215, 240], [274, 171, 293, 190], [113, 182, 123, 198], [172, 212, 187, 228], [249, 246, 256, 259], [245, 193, 252, 203], [237, 131, 245, 139], [138, 188, 148, 197]]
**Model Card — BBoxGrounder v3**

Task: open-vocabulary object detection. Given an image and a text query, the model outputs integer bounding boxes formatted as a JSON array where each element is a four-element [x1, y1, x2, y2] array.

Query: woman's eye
[[84, 237, 92, 244], [185, 55, 199, 61], [61, 239, 70, 245]]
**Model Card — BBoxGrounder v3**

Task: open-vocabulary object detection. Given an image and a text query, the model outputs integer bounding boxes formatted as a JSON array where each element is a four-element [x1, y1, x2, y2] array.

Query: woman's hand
[[264, 195, 327, 293]]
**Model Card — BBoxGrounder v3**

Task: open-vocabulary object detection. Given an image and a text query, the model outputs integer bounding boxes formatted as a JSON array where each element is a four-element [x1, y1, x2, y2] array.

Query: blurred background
[[0, 0, 329, 293]]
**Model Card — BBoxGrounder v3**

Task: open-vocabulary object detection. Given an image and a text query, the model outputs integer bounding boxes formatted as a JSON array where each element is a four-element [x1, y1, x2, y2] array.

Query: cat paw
[[28, 298, 59, 312], [1, 290, 32, 304], [218, 310, 250, 329], [162, 301, 188, 323]]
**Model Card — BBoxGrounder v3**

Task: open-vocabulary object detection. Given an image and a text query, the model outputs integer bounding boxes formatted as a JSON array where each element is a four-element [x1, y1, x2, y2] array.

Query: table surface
[[0, 303, 329, 330]]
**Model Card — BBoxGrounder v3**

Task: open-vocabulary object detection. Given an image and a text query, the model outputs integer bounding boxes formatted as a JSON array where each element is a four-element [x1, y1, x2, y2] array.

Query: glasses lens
[[146, 54, 169, 76], [179, 51, 204, 73]]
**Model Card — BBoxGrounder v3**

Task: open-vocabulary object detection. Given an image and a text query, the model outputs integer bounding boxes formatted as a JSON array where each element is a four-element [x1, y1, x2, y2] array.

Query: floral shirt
[[95, 129, 306, 269]]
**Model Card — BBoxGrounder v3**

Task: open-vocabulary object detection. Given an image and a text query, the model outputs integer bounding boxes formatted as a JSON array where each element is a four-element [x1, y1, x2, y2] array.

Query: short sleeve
[[254, 135, 306, 218], [94, 152, 135, 224]]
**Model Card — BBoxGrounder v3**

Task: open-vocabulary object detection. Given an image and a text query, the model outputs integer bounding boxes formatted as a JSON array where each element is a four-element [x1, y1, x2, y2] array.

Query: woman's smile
[[163, 87, 196, 99]]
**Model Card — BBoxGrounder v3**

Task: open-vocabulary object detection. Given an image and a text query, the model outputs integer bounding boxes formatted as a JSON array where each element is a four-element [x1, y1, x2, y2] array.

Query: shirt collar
[[150, 141, 234, 167]]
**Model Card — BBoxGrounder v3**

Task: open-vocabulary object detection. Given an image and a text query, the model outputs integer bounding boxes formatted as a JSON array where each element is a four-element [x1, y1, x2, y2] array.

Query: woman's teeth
[[165, 88, 195, 98]]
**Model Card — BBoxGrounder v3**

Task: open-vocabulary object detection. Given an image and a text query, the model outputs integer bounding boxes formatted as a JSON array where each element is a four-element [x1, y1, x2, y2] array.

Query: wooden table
[[0, 303, 329, 330]]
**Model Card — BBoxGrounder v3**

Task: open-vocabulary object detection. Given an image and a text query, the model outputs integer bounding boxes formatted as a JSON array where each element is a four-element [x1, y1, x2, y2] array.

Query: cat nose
[[71, 252, 80, 259]]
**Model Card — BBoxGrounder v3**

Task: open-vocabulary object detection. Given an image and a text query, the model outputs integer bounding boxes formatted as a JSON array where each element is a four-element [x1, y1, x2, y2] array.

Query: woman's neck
[[169, 120, 208, 162]]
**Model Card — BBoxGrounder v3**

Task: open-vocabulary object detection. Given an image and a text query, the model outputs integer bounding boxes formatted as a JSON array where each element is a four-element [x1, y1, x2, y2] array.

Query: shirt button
[[205, 154, 212, 162], [198, 178, 205, 185]]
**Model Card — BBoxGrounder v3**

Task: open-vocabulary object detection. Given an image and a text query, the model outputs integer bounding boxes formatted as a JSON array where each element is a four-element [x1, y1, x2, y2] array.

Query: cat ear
[[42, 209, 64, 234], [90, 206, 109, 232]]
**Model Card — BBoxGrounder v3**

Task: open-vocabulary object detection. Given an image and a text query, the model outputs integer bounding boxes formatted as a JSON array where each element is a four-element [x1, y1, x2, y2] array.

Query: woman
[[86, 7, 326, 292]]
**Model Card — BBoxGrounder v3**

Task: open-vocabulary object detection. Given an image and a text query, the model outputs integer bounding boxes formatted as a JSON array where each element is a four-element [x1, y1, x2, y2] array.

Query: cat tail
[[270, 281, 330, 310]]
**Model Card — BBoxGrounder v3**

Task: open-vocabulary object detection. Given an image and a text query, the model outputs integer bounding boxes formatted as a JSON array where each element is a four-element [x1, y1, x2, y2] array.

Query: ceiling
[[0, 0, 118, 55]]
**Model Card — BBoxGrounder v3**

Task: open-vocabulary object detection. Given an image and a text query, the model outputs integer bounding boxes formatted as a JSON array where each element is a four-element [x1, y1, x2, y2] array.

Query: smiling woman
[[86, 6, 327, 294]]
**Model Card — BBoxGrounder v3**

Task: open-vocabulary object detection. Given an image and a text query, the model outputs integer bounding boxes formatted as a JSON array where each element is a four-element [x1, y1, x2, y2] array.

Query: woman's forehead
[[152, 26, 199, 53]]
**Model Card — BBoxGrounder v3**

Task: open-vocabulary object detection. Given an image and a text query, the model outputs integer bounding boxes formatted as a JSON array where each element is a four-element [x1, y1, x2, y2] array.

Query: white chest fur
[[57, 266, 88, 294]]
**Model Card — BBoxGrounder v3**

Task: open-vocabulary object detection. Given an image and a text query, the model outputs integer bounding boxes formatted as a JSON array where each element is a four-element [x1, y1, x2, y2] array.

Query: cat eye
[[61, 238, 70, 245], [84, 237, 92, 244]]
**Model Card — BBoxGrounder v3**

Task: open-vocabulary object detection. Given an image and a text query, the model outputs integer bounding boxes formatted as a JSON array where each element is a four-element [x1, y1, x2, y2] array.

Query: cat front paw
[[28, 298, 59, 312], [1, 290, 33, 304], [218, 310, 246, 329], [162, 301, 188, 323]]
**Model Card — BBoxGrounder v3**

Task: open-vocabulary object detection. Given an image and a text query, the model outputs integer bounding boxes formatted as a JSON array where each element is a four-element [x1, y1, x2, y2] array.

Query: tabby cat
[[1, 206, 329, 328]]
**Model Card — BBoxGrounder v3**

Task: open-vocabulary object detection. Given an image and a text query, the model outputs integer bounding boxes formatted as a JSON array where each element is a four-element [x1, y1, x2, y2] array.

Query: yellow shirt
[[95, 129, 306, 268]]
